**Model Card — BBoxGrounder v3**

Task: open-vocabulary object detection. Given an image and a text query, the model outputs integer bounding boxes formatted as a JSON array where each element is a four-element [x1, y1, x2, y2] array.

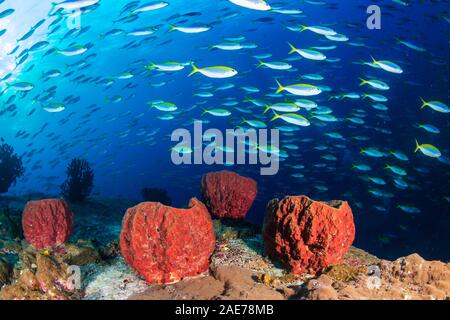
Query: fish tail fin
[[145, 63, 155, 70], [188, 63, 200, 77], [288, 42, 297, 54], [358, 78, 367, 86], [168, 24, 177, 32], [299, 25, 307, 32], [208, 45, 215, 51], [370, 55, 377, 63], [263, 104, 271, 114], [362, 93, 368, 100], [49, 2, 57, 15], [240, 117, 247, 125], [275, 79, 284, 94], [270, 111, 280, 122], [243, 96, 250, 102], [414, 139, 420, 153], [1, 83, 10, 94], [419, 97, 428, 109], [201, 109, 208, 116], [257, 60, 265, 68]]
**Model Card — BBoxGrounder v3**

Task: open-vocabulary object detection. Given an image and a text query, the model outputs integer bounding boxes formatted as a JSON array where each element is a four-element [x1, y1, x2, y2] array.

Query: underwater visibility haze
[[0, 0, 449, 266]]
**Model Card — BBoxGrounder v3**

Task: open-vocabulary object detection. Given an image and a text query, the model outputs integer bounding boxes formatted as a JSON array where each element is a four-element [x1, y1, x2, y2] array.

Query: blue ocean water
[[0, 0, 449, 261]]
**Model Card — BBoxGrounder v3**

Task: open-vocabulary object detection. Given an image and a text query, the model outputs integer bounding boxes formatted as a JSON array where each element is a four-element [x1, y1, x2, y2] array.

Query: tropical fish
[[416, 124, 440, 134], [228, 0, 271, 11], [43, 103, 65, 113], [189, 64, 238, 78], [150, 101, 178, 112], [50, 0, 99, 13], [419, 98, 449, 113], [169, 24, 210, 33], [57, 45, 89, 56], [271, 112, 310, 127], [202, 109, 232, 117], [288, 43, 326, 61], [257, 60, 292, 70], [264, 103, 299, 114], [396, 39, 426, 52], [370, 56, 403, 74], [4, 82, 34, 92], [0, 8, 14, 19], [131, 1, 169, 14], [397, 205, 421, 214], [360, 148, 384, 158], [300, 25, 337, 36], [210, 43, 244, 51], [241, 118, 267, 128], [385, 165, 407, 176], [414, 139, 442, 158], [275, 80, 321, 96], [359, 78, 390, 90], [146, 62, 185, 72]]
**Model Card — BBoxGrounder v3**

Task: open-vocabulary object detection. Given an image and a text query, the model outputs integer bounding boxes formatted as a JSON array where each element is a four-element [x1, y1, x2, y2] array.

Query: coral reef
[[0, 194, 448, 301], [263, 195, 355, 275], [0, 258, 11, 287], [299, 253, 450, 300], [201, 170, 257, 220], [22, 199, 74, 250], [120, 198, 216, 284], [61, 158, 94, 203], [140, 187, 172, 205], [0, 142, 24, 194], [0, 253, 81, 300], [53, 240, 101, 266], [99, 240, 121, 260]]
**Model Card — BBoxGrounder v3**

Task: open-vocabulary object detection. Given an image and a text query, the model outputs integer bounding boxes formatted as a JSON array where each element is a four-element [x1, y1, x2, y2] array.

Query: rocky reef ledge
[[0, 194, 449, 300]]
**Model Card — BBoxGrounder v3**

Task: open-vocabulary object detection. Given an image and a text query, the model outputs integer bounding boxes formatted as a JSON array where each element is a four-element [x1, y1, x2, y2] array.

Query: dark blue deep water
[[0, 0, 449, 261]]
